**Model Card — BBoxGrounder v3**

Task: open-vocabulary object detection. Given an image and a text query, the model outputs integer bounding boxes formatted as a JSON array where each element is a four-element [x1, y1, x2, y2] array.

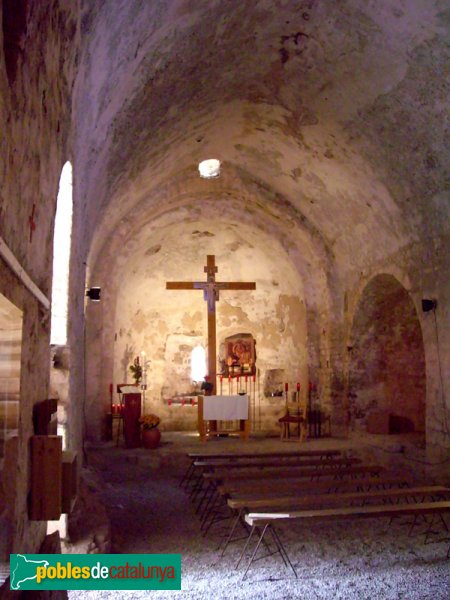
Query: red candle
[[181, 398, 185, 406], [297, 382, 300, 392], [228, 374, 232, 381], [168, 399, 172, 406], [245, 375, 248, 383], [191, 398, 195, 406], [285, 382, 289, 392], [237, 375, 240, 383], [253, 374, 256, 382]]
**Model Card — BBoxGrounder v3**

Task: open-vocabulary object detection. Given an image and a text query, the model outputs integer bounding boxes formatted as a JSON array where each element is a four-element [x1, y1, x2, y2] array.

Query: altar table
[[198, 395, 251, 442]]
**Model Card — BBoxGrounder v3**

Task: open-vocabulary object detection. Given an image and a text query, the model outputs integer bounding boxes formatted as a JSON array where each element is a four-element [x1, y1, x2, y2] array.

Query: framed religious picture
[[222, 333, 256, 377]]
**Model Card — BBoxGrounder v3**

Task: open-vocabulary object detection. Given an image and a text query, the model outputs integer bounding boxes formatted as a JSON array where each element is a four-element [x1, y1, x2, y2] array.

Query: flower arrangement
[[139, 414, 160, 430], [129, 356, 143, 384]]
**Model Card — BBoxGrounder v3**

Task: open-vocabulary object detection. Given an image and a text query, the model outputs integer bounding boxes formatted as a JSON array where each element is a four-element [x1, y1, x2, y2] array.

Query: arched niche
[[348, 274, 426, 435]]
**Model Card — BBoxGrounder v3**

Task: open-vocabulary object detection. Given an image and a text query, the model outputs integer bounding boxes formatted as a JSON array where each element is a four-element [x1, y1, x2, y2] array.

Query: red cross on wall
[[28, 204, 37, 242]]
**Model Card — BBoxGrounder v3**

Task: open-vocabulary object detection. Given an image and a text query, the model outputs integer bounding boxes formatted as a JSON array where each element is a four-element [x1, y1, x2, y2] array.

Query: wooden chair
[[278, 403, 306, 442]]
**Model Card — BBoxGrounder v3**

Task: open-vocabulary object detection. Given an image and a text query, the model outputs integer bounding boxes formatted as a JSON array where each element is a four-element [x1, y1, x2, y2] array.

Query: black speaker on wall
[[422, 299, 437, 312]]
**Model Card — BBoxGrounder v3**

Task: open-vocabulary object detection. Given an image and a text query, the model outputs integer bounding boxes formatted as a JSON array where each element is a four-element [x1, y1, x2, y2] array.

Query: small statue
[[200, 377, 214, 393]]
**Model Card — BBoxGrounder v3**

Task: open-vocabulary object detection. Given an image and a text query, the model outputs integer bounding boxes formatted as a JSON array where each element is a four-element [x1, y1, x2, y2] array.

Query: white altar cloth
[[203, 395, 249, 420]]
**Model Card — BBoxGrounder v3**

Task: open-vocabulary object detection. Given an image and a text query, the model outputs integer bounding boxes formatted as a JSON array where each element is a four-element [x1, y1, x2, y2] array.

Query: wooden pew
[[188, 449, 343, 460], [181, 448, 343, 488], [239, 500, 450, 580], [203, 464, 385, 485], [219, 485, 450, 557], [219, 475, 409, 498], [196, 464, 386, 529], [190, 457, 361, 502], [228, 485, 450, 511], [193, 456, 360, 471]]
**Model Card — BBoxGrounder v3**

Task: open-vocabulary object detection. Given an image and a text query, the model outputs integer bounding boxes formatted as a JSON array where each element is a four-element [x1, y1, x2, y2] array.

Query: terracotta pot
[[142, 427, 161, 449]]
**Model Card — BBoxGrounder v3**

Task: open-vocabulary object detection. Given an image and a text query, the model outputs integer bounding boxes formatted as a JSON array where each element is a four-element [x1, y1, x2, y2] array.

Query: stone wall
[[348, 274, 426, 432], [86, 220, 312, 437], [0, 0, 79, 554]]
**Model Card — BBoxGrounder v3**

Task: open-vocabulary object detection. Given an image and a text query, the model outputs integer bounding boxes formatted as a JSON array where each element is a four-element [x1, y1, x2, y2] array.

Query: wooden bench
[[219, 485, 450, 557], [228, 485, 450, 511], [207, 475, 413, 530], [190, 457, 361, 502], [188, 449, 342, 460], [239, 500, 450, 579], [193, 456, 359, 471], [196, 465, 386, 530], [181, 448, 343, 488], [203, 464, 385, 485], [219, 475, 410, 498]]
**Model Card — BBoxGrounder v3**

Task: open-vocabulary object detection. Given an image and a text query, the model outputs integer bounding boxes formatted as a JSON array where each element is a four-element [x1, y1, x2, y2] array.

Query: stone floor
[[65, 430, 450, 599]]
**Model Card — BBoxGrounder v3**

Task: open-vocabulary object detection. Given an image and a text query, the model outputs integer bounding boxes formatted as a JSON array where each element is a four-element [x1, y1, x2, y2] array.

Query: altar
[[197, 394, 251, 442]]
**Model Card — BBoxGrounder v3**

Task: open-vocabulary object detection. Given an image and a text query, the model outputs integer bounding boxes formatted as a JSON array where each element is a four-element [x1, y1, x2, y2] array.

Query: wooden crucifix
[[166, 255, 256, 394]]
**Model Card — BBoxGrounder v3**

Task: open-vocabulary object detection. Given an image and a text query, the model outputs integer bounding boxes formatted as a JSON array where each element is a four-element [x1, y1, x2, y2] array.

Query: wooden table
[[198, 395, 251, 442]]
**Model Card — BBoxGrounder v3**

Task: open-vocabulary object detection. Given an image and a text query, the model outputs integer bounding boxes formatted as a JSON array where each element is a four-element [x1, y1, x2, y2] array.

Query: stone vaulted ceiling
[[73, 0, 449, 283]]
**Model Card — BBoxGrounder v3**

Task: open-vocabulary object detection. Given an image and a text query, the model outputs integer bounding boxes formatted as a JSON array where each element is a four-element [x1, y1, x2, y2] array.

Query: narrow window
[[191, 345, 206, 382], [50, 162, 73, 345]]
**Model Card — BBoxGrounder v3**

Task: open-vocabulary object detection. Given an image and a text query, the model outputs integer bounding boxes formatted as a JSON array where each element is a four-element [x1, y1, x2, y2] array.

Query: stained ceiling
[[73, 0, 449, 285]]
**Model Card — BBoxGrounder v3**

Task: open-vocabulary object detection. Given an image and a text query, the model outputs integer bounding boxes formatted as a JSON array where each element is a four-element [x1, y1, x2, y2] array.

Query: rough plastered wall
[[76, 0, 448, 457], [348, 274, 426, 432], [97, 220, 309, 435], [0, 0, 79, 554], [342, 231, 450, 464]]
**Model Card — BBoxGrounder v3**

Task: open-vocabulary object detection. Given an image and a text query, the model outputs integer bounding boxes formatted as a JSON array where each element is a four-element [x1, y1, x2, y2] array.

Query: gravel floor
[[69, 437, 450, 600]]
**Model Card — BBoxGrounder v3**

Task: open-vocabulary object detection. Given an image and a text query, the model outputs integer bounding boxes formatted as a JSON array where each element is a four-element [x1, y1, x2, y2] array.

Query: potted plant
[[129, 356, 143, 385], [139, 413, 161, 449]]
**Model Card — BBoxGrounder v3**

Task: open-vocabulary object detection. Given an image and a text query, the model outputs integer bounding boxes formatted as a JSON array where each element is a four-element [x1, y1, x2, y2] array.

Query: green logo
[[10, 554, 181, 590]]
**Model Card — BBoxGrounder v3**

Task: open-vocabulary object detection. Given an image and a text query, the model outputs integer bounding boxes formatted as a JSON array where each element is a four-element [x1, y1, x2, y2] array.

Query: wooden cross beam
[[166, 255, 256, 394]]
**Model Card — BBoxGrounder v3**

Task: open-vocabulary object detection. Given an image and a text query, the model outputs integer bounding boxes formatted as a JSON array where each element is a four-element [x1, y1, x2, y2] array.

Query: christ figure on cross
[[166, 255, 256, 394]]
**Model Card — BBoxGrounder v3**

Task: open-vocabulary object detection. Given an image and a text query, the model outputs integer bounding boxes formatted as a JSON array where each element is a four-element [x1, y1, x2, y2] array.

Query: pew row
[[238, 500, 450, 580], [181, 448, 343, 488]]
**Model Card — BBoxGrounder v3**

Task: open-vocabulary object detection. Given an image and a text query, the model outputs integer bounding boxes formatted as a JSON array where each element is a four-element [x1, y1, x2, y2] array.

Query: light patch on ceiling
[[198, 158, 221, 178]]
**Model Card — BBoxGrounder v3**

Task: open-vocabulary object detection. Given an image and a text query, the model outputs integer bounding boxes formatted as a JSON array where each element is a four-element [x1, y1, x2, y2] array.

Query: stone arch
[[348, 273, 426, 434]]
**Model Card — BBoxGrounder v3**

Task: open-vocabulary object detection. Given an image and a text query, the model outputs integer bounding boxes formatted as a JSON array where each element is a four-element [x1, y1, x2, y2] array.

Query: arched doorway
[[348, 274, 426, 435]]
